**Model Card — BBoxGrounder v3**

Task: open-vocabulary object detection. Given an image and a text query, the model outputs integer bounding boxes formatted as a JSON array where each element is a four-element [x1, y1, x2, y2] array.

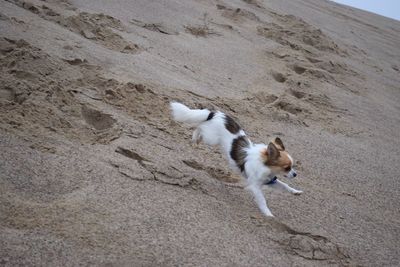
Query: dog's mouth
[[284, 169, 297, 178]]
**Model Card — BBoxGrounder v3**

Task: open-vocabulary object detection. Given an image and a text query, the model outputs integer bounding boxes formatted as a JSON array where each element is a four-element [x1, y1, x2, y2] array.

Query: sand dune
[[1, 0, 399, 266]]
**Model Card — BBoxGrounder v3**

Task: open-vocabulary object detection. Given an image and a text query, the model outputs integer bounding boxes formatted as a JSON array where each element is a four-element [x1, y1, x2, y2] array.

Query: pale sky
[[332, 0, 400, 21]]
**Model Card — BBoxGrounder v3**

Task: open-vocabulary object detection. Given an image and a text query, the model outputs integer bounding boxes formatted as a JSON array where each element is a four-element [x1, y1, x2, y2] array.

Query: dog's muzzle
[[285, 169, 297, 179]]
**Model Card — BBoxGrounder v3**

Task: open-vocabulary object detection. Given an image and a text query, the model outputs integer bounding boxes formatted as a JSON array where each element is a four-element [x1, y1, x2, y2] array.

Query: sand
[[0, 0, 399, 266]]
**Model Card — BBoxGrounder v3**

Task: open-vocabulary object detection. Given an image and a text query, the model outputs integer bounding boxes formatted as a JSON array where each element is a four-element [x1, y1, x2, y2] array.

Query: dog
[[170, 102, 302, 217]]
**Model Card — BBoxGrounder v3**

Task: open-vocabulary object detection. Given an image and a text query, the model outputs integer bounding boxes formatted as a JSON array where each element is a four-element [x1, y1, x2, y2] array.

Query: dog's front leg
[[271, 179, 303, 195], [247, 184, 274, 217]]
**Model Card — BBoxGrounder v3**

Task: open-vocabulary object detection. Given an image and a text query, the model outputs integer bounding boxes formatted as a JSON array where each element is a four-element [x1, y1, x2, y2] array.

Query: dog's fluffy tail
[[170, 102, 211, 125]]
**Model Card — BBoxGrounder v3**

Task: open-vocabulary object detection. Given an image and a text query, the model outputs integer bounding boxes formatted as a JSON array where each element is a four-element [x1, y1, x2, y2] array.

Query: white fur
[[170, 102, 210, 125], [170, 102, 302, 217]]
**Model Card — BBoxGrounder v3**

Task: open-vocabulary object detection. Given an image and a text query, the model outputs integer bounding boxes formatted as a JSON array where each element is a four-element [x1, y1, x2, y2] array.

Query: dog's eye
[[284, 166, 291, 172]]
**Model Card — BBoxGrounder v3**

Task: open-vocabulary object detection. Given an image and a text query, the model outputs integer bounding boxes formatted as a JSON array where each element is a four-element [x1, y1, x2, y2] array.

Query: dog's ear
[[266, 142, 280, 162], [274, 137, 285, 151]]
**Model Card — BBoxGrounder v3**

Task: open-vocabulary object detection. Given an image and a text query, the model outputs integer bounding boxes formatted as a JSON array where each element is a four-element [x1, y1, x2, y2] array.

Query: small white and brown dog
[[170, 102, 302, 217]]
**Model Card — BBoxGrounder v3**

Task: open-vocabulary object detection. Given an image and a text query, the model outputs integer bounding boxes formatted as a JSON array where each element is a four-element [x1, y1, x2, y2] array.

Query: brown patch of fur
[[273, 137, 285, 151], [276, 151, 292, 169], [261, 143, 292, 172], [264, 142, 280, 165], [224, 115, 241, 134], [230, 136, 250, 172]]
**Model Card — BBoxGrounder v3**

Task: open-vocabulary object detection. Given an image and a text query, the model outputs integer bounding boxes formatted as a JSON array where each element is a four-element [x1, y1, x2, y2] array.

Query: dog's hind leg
[[269, 179, 302, 195], [192, 128, 202, 144], [247, 184, 274, 217]]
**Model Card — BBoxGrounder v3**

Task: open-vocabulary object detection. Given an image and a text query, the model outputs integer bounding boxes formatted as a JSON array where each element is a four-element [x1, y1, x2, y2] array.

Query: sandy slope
[[0, 0, 399, 266]]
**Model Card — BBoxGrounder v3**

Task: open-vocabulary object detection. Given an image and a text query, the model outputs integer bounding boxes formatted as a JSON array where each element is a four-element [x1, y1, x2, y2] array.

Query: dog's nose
[[293, 172, 297, 177]]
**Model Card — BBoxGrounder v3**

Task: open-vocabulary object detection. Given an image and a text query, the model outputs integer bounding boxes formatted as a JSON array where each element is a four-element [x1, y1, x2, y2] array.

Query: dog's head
[[261, 137, 297, 178]]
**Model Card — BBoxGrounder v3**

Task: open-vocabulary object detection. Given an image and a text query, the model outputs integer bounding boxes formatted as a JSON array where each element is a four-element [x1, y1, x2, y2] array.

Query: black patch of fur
[[206, 111, 215, 121], [224, 115, 241, 134], [230, 136, 250, 172]]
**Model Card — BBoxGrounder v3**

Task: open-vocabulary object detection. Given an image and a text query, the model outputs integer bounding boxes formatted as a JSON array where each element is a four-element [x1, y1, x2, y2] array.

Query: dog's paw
[[263, 210, 274, 217], [291, 189, 303, 195]]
